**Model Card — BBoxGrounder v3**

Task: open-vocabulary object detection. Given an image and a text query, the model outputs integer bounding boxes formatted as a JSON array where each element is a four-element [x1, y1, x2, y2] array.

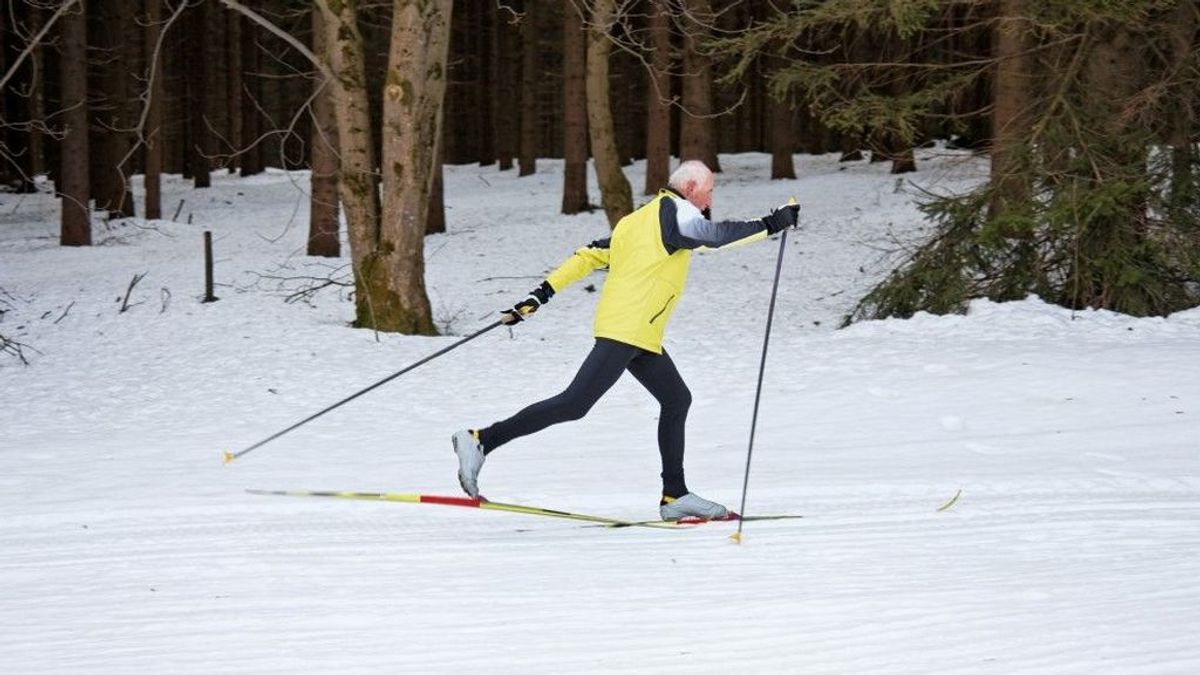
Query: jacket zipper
[[648, 295, 675, 324]]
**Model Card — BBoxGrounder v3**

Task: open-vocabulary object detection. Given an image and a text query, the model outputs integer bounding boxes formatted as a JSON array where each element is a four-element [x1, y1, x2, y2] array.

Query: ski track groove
[[4, 490, 1198, 671]]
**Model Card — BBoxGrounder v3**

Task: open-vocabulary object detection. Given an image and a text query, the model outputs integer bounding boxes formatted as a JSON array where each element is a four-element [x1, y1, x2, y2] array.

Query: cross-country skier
[[453, 160, 800, 520]]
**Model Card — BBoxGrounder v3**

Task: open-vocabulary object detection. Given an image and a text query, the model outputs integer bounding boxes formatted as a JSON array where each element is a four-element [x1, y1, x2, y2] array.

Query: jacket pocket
[[648, 293, 675, 324]]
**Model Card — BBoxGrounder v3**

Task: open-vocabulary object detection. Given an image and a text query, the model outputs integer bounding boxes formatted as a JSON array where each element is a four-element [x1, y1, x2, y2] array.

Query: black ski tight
[[478, 338, 692, 497]]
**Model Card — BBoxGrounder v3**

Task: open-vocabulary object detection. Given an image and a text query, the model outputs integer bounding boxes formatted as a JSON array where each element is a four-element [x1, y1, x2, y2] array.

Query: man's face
[[683, 174, 714, 213]]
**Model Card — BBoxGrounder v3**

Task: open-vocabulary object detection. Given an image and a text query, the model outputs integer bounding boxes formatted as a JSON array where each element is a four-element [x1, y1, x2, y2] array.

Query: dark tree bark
[[144, 0, 165, 219], [28, 6, 47, 185], [768, 96, 795, 179], [225, 8, 242, 174], [426, 136, 445, 235], [679, 0, 719, 171], [492, 2, 518, 170], [2, 5, 39, 191], [518, 0, 539, 176], [308, 5, 339, 257], [183, 0, 211, 187], [89, 0, 136, 216], [644, 0, 671, 194], [766, 55, 795, 179], [60, 0, 91, 246], [476, 2, 495, 166], [239, 14, 263, 177], [561, 1, 589, 214]]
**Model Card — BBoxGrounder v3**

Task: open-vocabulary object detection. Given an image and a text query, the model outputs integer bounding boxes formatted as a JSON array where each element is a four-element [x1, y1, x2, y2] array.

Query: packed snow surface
[[2, 151, 1197, 672]]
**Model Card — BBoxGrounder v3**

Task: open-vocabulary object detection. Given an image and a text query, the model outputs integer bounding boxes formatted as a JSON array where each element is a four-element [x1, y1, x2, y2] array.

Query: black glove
[[501, 280, 555, 324], [762, 203, 800, 234]]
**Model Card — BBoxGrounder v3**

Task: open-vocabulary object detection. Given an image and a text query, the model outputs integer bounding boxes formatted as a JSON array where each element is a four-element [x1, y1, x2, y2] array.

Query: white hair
[[668, 160, 713, 191]]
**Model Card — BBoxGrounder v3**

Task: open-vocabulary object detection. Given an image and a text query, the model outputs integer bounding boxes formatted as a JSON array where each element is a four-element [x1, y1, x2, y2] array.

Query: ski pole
[[223, 319, 506, 464], [731, 198, 795, 544]]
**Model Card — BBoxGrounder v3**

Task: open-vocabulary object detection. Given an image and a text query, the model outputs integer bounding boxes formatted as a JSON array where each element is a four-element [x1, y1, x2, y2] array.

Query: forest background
[[1, 0, 1197, 343]]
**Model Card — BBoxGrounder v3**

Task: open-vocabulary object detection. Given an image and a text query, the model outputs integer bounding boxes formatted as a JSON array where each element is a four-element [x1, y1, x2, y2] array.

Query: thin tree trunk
[[226, 8, 242, 174], [561, 1, 589, 214], [308, 5, 339, 258], [1166, 1, 1197, 218], [28, 5, 47, 181], [426, 135, 445, 234], [144, 0, 165, 220], [89, 0, 136, 216], [60, 0, 90, 246], [239, 14, 263, 177], [518, 0, 538, 176], [989, 0, 1032, 225], [887, 31, 917, 174], [185, 0, 211, 187], [766, 56, 795, 179], [493, 3, 519, 170], [476, 2, 494, 166], [1067, 24, 1147, 311], [679, 0, 719, 171], [644, 0, 671, 194], [586, 0, 633, 227], [376, 0, 448, 334]]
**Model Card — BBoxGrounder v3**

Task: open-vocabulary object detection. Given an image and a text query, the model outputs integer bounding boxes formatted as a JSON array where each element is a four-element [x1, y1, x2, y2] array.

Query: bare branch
[[0, 0, 80, 94]]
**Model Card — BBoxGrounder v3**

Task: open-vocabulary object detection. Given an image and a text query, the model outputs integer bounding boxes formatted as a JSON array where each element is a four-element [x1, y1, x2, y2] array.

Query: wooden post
[[203, 230, 218, 303]]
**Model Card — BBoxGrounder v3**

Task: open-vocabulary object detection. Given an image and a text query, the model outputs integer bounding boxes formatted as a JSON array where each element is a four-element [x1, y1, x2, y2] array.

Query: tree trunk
[[426, 135, 445, 234], [1166, 1, 1197, 218], [144, 0, 165, 220], [1068, 23, 1148, 311], [586, 0, 633, 227], [492, 2, 518, 170], [988, 0, 1032, 226], [887, 31, 917, 175], [239, 14, 263, 177], [308, 5, 340, 258], [2, 8, 37, 192], [518, 0, 539, 176], [644, 1, 672, 194], [561, 1, 589, 214], [766, 55, 795, 179], [679, 0, 719, 171], [60, 0, 91, 246], [476, 2, 495, 166], [319, 0, 382, 328], [375, 0, 448, 334], [28, 5, 47, 182], [89, 0, 136, 217], [183, 0, 211, 187], [225, 8, 242, 174]]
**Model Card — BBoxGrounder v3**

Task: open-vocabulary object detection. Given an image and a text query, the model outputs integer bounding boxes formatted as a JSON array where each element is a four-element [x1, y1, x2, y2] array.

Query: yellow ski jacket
[[545, 188, 770, 354]]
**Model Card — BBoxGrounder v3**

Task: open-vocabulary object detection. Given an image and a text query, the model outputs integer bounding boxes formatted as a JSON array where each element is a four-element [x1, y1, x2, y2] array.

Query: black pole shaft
[[225, 320, 505, 462], [203, 231, 216, 303], [734, 229, 788, 540]]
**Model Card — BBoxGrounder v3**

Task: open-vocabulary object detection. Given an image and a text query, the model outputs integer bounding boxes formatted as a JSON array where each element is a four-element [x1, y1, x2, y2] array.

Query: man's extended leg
[[453, 339, 639, 497], [479, 338, 639, 451]]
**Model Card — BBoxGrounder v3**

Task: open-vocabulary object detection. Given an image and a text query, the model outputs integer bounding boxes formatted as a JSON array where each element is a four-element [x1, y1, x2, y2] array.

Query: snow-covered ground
[[2, 151, 1198, 673]]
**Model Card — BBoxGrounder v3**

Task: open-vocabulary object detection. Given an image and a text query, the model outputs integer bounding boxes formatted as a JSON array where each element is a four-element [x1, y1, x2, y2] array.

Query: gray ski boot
[[451, 429, 485, 498], [659, 493, 730, 521]]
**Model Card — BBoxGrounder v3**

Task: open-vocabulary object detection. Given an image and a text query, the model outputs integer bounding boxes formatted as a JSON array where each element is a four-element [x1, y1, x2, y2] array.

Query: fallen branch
[[0, 333, 36, 365], [119, 272, 147, 313]]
